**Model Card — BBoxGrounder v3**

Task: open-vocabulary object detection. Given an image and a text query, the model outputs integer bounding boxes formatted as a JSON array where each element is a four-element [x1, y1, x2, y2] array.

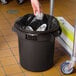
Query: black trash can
[[13, 14, 62, 72]]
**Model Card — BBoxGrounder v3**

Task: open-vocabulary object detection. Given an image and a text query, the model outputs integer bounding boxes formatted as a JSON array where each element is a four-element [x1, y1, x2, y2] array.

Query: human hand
[[31, 0, 42, 15]]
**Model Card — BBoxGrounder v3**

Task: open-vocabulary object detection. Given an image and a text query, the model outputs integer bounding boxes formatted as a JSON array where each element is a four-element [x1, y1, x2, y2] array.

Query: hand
[[31, 0, 42, 15]]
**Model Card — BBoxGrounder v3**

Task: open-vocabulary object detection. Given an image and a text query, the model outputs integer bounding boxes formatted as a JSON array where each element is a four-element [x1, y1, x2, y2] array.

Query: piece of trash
[[36, 24, 47, 31], [25, 26, 34, 31], [35, 12, 44, 20]]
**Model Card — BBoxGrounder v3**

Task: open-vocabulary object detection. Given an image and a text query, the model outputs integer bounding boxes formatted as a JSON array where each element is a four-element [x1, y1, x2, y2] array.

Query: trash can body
[[18, 34, 55, 71], [13, 14, 62, 72]]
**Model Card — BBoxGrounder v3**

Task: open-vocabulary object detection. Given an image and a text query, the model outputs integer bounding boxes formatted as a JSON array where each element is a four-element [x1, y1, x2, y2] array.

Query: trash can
[[13, 14, 62, 72]]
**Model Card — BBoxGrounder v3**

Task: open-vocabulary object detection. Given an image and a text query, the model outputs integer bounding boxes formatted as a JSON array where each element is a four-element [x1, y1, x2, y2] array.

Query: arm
[[31, 0, 42, 15]]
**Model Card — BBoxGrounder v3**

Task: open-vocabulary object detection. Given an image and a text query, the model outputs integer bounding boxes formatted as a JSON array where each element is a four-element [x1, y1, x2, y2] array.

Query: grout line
[[1, 63, 21, 67], [17, 64, 26, 76], [4, 39, 18, 43], [0, 47, 18, 51], [0, 47, 16, 50], [0, 63, 20, 67], [0, 38, 17, 43], [0, 55, 18, 58], [0, 47, 15, 50], [0, 62, 7, 76], [0, 33, 15, 37]]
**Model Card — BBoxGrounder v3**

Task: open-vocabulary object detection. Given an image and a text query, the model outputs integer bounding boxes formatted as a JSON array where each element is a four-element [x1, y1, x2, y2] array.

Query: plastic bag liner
[[13, 14, 62, 72]]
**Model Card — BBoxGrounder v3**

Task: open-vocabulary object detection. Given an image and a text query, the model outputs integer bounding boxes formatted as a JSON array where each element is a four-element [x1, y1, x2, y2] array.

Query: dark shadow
[[73, 68, 76, 74], [54, 40, 70, 64]]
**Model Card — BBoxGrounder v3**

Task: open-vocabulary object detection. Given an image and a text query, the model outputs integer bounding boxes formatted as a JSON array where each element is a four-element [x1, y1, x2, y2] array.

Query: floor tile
[[8, 73, 25, 76], [0, 42, 9, 50], [0, 56, 17, 66], [8, 17, 18, 25], [0, 49, 12, 57], [63, 73, 76, 76], [20, 65, 43, 76], [0, 20, 11, 30], [4, 64, 22, 75], [0, 13, 4, 19], [15, 56, 20, 63], [0, 18, 8, 25], [43, 67, 60, 76], [1, 29, 15, 36], [20, 66, 43, 76], [25, 71, 43, 76], [20, 65, 26, 72], [0, 67, 5, 76], [0, 62, 2, 66], [0, 31, 2, 36], [0, 36, 5, 42], [0, 25, 11, 30], [4, 34, 18, 42], [11, 47, 19, 56], [7, 40, 18, 48], [0, 17, 8, 23]]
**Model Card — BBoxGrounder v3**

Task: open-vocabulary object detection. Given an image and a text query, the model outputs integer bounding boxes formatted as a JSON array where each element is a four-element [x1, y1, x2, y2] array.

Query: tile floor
[[0, 0, 76, 76]]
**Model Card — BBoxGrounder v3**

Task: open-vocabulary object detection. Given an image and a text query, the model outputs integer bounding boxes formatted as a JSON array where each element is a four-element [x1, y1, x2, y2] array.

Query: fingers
[[34, 3, 41, 15]]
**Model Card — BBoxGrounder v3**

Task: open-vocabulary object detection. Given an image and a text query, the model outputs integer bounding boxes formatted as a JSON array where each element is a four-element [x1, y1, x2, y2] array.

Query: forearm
[[31, 0, 41, 15]]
